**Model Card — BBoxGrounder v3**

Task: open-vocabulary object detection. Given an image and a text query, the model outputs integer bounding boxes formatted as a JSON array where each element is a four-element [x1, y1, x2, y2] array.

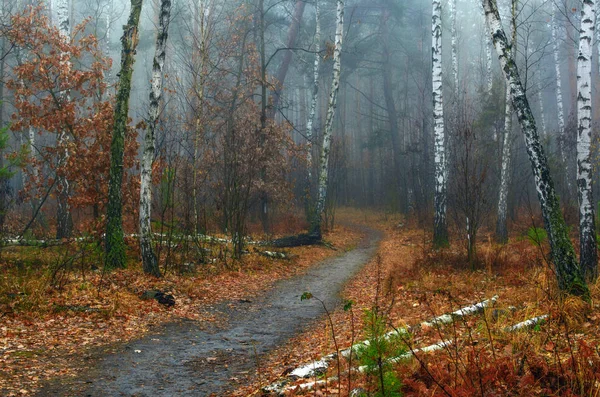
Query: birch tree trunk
[[495, 0, 516, 243], [105, 0, 143, 269], [450, 0, 459, 91], [486, 26, 493, 94], [55, 0, 72, 239], [576, 0, 597, 281], [305, 0, 320, 213], [432, 0, 448, 247], [552, 2, 572, 196], [483, 0, 588, 297], [139, 0, 171, 277], [312, 0, 343, 238]]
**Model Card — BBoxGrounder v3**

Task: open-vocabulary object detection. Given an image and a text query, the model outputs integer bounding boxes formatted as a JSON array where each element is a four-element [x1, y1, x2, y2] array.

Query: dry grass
[[0, 216, 362, 396], [234, 211, 600, 396]]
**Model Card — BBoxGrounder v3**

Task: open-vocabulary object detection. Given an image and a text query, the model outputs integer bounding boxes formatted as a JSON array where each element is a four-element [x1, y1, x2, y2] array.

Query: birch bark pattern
[[139, 0, 171, 277], [305, 0, 320, 204], [450, 0, 459, 91], [105, 0, 143, 269], [483, 0, 588, 297], [576, 0, 597, 281], [55, 0, 72, 238], [495, 0, 516, 244], [312, 0, 343, 238], [432, 0, 448, 247], [496, 85, 513, 243]]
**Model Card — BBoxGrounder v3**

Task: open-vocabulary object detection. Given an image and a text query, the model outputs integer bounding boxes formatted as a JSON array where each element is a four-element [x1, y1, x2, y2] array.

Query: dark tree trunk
[[105, 0, 143, 269]]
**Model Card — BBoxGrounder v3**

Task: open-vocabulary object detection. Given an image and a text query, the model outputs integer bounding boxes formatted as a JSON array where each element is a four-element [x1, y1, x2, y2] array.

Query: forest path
[[38, 225, 381, 396]]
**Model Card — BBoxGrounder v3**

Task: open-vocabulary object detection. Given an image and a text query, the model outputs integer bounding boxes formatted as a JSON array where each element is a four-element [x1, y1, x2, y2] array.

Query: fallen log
[[264, 296, 498, 395], [505, 314, 548, 332], [269, 232, 322, 248]]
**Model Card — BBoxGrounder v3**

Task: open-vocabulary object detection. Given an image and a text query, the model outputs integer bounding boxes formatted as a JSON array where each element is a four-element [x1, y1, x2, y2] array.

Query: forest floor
[[4, 209, 600, 396], [0, 216, 363, 396], [233, 211, 600, 396]]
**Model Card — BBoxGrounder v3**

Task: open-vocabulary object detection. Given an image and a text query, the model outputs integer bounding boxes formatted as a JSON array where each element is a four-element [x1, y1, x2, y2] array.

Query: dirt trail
[[38, 226, 381, 396]]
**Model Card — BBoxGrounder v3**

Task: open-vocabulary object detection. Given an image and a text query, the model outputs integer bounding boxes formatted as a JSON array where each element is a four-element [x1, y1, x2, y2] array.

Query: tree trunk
[[495, 0, 516, 244], [312, 0, 343, 238], [268, 0, 306, 119], [55, 0, 72, 239], [576, 0, 597, 281], [140, 0, 171, 278], [432, 0, 448, 247], [305, 0, 320, 220], [483, 0, 588, 297], [381, 7, 403, 210], [105, 0, 143, 269], [450, 0, 459, 91], [552, 2, 572, 196]]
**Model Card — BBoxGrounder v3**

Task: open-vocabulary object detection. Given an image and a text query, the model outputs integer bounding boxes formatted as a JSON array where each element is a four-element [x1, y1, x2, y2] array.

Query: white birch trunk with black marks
[[486, 27, 493, 94], [552, 2, 571, 195], [54, 0, 72, 239], [139, 0, 171, 277], [432, 0, 448, 247], [495, 0, 517, 244], [496, 85, 513, 243], [576, 0, 597, 281], [305, 0, 320, 199], [450, 0, 459, 91], [312, 0, 343, 238], [483, 0, 588, 297]]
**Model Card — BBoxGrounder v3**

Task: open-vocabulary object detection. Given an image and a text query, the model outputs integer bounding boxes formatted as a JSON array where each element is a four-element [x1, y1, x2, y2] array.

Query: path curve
[[38, 225, 381, 396]]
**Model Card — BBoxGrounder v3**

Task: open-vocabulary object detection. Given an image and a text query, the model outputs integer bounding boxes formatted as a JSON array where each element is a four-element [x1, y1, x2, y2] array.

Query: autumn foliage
[[6, 6, 139, 237]]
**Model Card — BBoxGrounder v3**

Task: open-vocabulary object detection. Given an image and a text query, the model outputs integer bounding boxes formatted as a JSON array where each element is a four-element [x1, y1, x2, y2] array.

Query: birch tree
[[139, 0, 171, 277], [105, 0, 143, 269], [305, 0, 320, 203], [552, 1, 572, 196], [432, 0, 448, 247], [54, 0, 72, 238], [312, 0, 343, 238], [576, 0, 597, 281], [483, 0, 588, 297], [450, 0, 459, 91], [495, 0, 517, 244]]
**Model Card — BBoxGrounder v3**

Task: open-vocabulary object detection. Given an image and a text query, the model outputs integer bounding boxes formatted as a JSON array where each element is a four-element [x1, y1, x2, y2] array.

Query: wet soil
[[38, 226, 381, 396]]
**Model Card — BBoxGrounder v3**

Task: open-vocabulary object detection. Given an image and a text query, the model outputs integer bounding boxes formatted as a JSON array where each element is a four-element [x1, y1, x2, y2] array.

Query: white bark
[[313, 0, 343, 236], [505, 314, 548, 332], [432, 0, 447, 246], [486, 26, 493, 94], [450, 0, 459, 91], [483, 0, 587, 296], [576, 0, 597, 279], [495, 0, 517, 243], [305, 0, 320, 186], [264, 296, 498, 395], [552, 2, 571, 195], [536, 72, 547, 139], [54, 0, 72, 238], [140, 0, 172, 276]]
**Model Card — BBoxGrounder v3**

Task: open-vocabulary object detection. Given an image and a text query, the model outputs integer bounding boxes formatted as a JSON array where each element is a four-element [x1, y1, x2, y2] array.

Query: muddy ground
[[37, 226, 381, 396]]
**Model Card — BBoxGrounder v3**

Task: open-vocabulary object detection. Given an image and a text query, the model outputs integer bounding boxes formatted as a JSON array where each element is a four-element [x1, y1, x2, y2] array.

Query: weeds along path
[[37, 225, 381, 397]]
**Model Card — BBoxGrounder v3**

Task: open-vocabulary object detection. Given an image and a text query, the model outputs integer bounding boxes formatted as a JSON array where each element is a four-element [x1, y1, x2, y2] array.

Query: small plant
[[526, 226, 547, 246], [356, 307, 405, 397]]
